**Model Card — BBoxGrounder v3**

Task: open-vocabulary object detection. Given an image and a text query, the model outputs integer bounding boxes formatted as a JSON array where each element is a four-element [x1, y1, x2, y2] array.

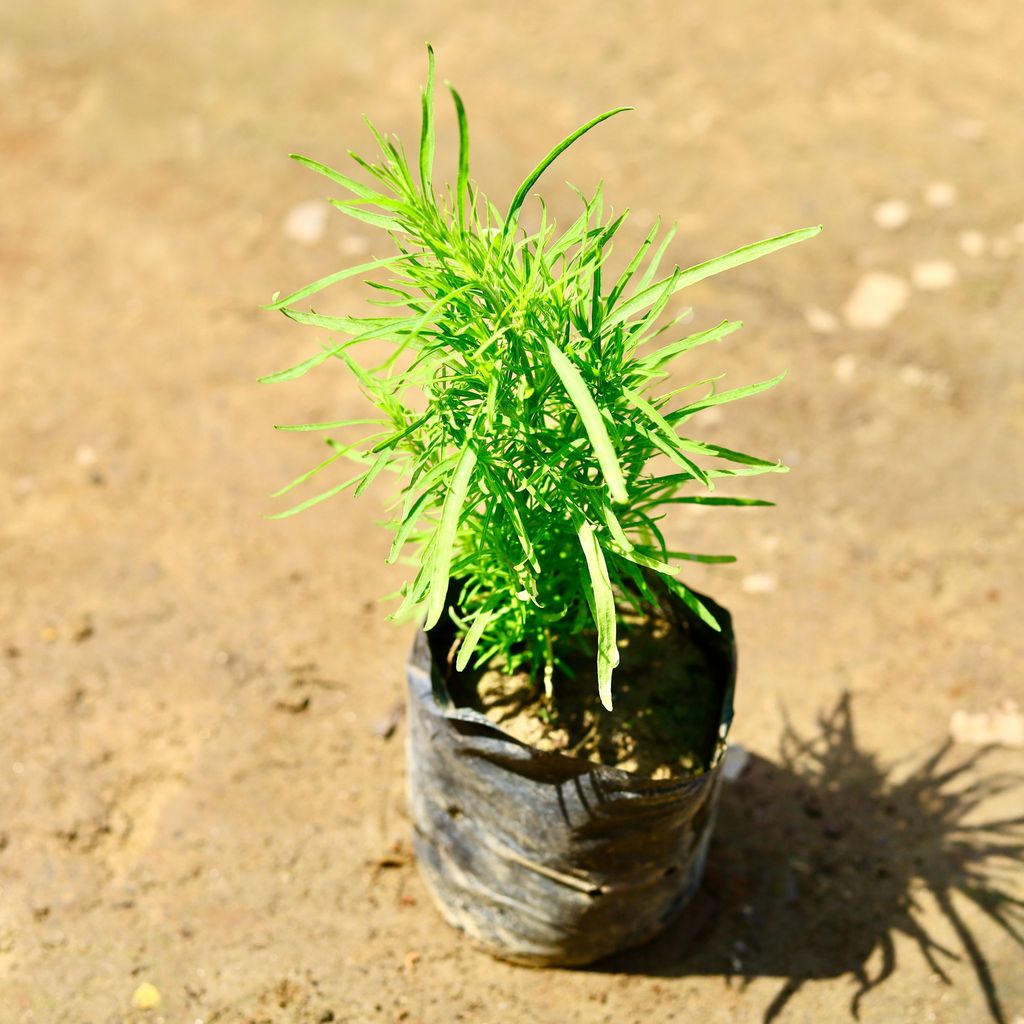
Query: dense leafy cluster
[[265, 47, 820, 709]]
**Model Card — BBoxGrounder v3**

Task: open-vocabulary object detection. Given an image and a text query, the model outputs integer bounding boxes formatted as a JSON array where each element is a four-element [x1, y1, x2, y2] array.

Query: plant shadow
[[600, 694, 1024, 1022]]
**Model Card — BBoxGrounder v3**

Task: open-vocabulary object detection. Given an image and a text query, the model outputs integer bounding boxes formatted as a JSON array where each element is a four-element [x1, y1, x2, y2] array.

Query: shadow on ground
[[603, 695, 1024, 1022]]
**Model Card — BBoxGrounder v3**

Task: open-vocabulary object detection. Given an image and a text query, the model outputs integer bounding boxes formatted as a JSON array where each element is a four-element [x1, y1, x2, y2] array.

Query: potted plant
[[263, 46, 820, 966]]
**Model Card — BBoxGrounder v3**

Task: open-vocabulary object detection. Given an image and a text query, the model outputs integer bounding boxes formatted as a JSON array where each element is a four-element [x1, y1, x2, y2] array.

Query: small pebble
[[958, 229, 987, 258], [132, 981, 162, 1010], [923, 181, 957, 209], [842, 272, 909, 330], [339, 234, 371, 256], [833, 353, 857, 383], [872, 198, 910, 231], [721, 744, 749, 782], [74, 445, 98, 467], [950, 701, 1023, 748], [282, 199, 330, 245], [911, 259, 958, 291], [900, 364, 927, 388], [952, 118, 986, 141], [804, 306, 839, 334], [741, 573, 777, 595], [689, 109, 717, 134]]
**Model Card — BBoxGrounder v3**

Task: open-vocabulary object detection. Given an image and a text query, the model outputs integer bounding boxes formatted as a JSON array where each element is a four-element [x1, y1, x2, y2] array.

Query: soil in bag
[[445, 599, 725, 780]]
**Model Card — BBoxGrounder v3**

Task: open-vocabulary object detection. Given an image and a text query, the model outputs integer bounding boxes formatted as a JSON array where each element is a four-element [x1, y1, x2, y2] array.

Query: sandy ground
[[2, 1, 1023, 1021]]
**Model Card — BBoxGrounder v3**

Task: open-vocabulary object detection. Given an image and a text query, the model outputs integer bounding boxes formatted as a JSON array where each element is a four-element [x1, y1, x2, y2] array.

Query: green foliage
[[264, 46, 820, 709]]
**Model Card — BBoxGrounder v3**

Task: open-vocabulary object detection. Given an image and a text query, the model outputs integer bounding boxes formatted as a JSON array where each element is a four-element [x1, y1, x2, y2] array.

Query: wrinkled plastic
[[405, 590, 736, 966]]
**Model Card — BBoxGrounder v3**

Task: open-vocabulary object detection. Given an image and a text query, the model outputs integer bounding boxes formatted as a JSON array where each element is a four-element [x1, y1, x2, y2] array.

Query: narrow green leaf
[[387, 489, 431, 565], [607, 219, 661, 308], [271, 447, 347, 498], [448, 82, 470, 228], [506, 107, 633, 226], [663, 550, 737, 564], [329, 200, 405, 232], [268, 470, 364, 519], [370, 412, 431, 453], [423, 442, 478, 631], [653, 495, 774, 507], [263, 255, 409, 311], [289, 153, 382, 201], [623, 388, 710, 487], [275, 418, 383, 432], [546, 338, 628, 503], [258, 347, 335, 384], [669, 224, 822, 292], [577, 521, 619, 710], [354, 450, 392, 497], [419, 43, 436, 196], [665, 578, 722, 632], [672, 372, 786, 418], [455, 608, 494, 673], [639, 319, 744, 371]]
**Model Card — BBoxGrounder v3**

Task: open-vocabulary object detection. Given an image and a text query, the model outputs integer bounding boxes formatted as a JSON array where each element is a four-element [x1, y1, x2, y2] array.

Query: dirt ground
[[2, 2, 1023, 1022]]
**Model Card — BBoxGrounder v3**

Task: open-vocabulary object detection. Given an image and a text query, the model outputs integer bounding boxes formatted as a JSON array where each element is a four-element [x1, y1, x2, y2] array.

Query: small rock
[[11, 476, 37, 498], [282, 199, 330, 245], [872, 198, 910, 231], [41, 625, 58, 644], [71, 614, 94, 643], [741, 573, 776, 595], [689, 109, 717, 134], [74, 445, 98, 468], [833, 353, 857, 383], [912, 259, 958, 291], [958, 229, 987, 258], [952, 118, 986, 141], [274, 694, 311, 714], [950, 701, 1024, 748], [721, 744, 749, 782], [804, 306, 839, 334], [923, 181, 957, 209], [900, 364, 927, 388], [842, 272, 909, 330], [339, 235, 371, 256], [132, 981, 162, 1010]]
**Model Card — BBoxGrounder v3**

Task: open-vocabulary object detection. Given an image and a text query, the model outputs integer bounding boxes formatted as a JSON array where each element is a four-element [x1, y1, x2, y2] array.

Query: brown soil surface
[[2, 2, 1023, 1023], [461, 610, 724, 777]]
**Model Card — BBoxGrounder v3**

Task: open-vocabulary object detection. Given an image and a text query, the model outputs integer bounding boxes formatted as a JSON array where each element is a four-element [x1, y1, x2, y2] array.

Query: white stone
[[339, 234, 371, 256], [74, 444, 97, 467], [872, 198, 910, 231], [721, 744, 750, 782], [282, 199, 329, 245], [923, 181, 957, 209], [952, 118, 986, 141], [833, 353, 857, 382], [957, 229, 986, 258], [804, 306, 839, 334], [841, 272, 910, 330], [950, 701, 1024, 748], [911, 259, 958, 291], [741, 573, 777, 595]]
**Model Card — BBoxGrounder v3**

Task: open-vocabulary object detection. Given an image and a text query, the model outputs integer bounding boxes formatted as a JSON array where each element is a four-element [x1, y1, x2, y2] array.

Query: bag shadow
[[596, 693, 1024, 1023]]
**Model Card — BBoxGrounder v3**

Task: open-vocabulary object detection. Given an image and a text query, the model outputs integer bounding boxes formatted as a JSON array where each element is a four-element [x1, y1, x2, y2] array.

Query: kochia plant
[[264, 47, 820, 710]]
